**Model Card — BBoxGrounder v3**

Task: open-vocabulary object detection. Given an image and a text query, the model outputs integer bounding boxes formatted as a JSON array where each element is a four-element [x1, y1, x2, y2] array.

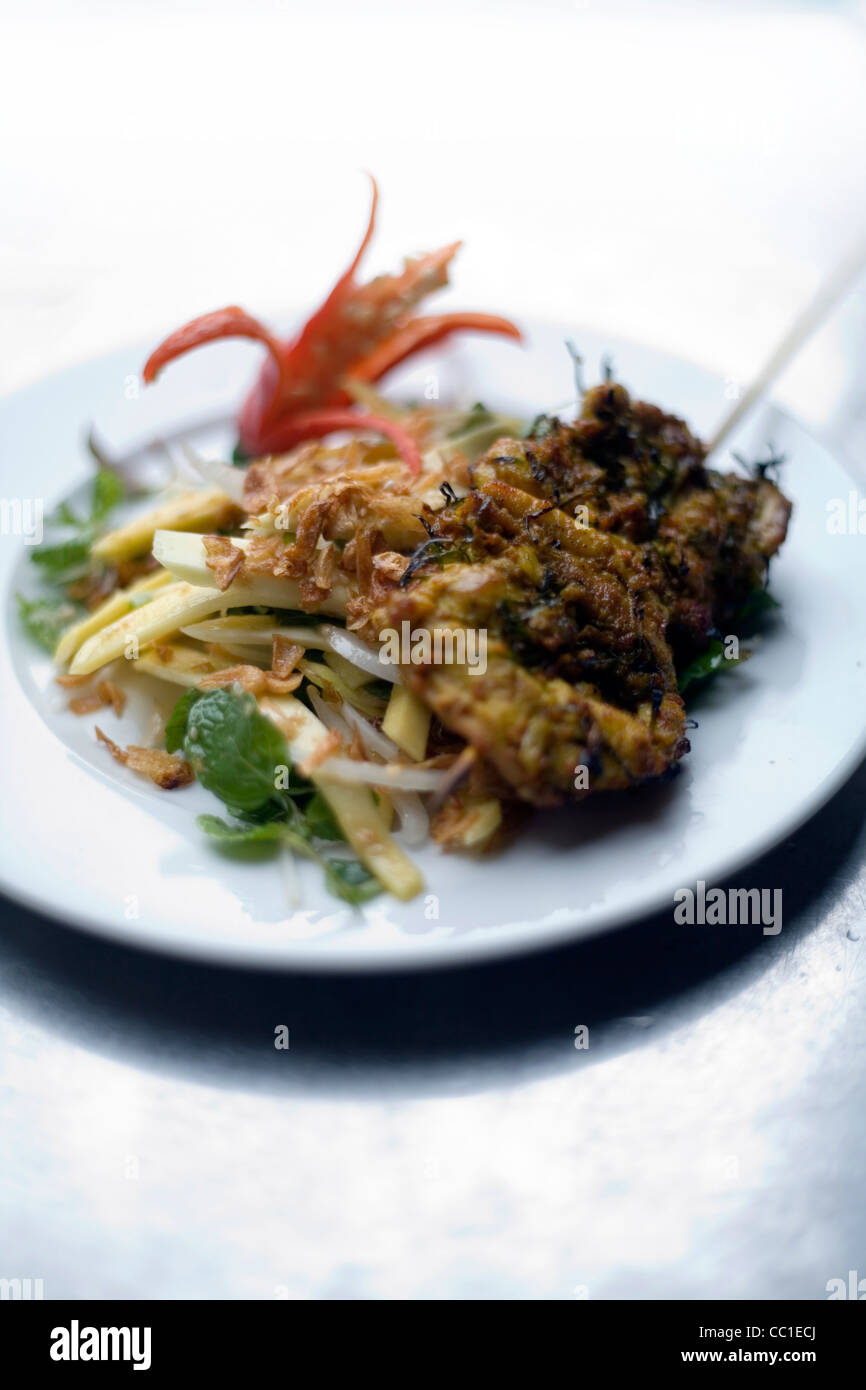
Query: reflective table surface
[[2, 0, 865, 1303], [1, 753, 864, 1300]]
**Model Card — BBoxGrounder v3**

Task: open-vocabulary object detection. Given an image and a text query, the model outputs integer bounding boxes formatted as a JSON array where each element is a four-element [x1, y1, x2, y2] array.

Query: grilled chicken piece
[[385, 483, 689, 804], [471, 382, 791, 657], [378, 380, 791, 808], [470, 382, 707, 539], [652, 470, 791, 656]]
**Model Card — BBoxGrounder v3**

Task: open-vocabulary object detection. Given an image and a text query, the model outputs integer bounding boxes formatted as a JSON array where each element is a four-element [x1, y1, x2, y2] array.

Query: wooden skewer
[[705, 234, 866, 457]]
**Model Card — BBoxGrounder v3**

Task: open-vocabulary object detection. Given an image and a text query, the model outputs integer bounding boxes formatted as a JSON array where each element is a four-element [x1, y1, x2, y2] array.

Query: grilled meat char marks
[[471, 383, 792, 659], [386, 481, 689, 806], [382, 382, 791, 808], [471, 383, 705, 541]]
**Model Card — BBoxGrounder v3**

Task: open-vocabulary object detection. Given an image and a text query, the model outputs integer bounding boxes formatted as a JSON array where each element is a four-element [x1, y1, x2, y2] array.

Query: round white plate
[[1, 321, 864, 970]]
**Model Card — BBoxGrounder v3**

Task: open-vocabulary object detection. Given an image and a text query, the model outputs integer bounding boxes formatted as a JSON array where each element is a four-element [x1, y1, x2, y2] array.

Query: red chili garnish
[[347, 312, 523, 386], [142, 307, 286, 389], [141, 177, 522, 467], [255, 409, 424, 476]]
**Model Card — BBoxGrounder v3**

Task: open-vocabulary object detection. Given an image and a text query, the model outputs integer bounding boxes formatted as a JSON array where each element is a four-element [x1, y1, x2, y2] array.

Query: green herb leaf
[[170, 687, 379, 903], [181, 686, 291, 819], [91, 468, 125, 522], [29, 470, 122, 596], [41, 471, 123, 568], [399, 538, 467, 588], [29, 537, 94, 580], [363, 679, 393, 702], [164, 688, 204, 752], [197, 814, 287, 848], [678, 589, 779, 694], [736, 588, 780, 624], [446, 402, 491, 439], [678, 638, 746, 693], [51, 500, 81, 528], [16, 593, 80, 652], [305, 790, 344, 842], [324, 856, 381, 904]]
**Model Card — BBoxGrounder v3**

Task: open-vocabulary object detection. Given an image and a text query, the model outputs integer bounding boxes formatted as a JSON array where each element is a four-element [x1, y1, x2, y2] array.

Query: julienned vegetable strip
[[151, 530, 350, 612], [179, 617, 397, 686], [91, 486, 239, 564], [132, 639, 237, 688], [54, 569, 172, 666], [68, 582, 241, 675], [382, 685, 432, 762], [260, 696, 424, 901]]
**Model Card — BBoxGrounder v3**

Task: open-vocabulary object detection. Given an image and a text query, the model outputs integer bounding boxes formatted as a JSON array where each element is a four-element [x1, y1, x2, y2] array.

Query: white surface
[[1, 0, 865, 1302], [1, 769, 864, 1300], [1, 1, 865, 462], [1, 322, 865, 968]]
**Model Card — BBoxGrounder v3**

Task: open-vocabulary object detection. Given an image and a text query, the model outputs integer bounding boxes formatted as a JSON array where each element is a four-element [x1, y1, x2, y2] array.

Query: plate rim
[[1, 330, 864, 971]]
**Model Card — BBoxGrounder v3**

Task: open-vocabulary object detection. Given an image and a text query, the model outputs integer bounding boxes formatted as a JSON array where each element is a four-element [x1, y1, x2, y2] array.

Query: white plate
[[1, 321, 865, 970]]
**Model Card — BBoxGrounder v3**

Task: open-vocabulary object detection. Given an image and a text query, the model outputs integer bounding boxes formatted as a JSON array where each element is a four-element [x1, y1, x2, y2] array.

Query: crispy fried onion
[[430, 790, 503, 852], [202, 534, 246, 591], [96, 726, 193, 789], [59, 675, 127, 717], [244, 442, 411, 514], [345, 550, 409, 637], [271, 634, 304, 678], [195, 664, 302, 696], [242, 420, 467, 516], [244, 500, 409, 617]]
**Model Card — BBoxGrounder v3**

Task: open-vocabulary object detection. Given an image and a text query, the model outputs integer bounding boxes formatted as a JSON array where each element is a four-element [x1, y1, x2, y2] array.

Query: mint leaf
[[200, 807, 379, 902], [16, 593, 80, 652], [305, 790, 343, 842], [181, 686, 291, 819], [30, 537, 94, 580], [324, 857, 381, 904], [91, 468, 125, 522], [678, 638, 745, 694], [197, 814, 286, 848], [678, 590, 779, 694], [171, 686, 380, 904], [165, 688, 205, 752], [51, 500, 81, 528], [283, 827, 379, 904], [30, 470, 123, 596]]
